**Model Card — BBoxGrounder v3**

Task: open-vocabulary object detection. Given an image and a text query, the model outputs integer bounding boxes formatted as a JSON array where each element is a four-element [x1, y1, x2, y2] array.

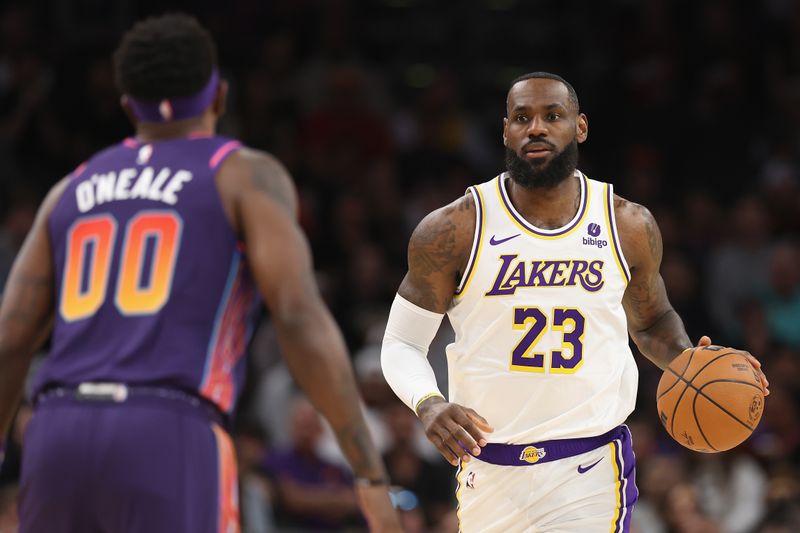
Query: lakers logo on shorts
[[519, 446, 546, 464]]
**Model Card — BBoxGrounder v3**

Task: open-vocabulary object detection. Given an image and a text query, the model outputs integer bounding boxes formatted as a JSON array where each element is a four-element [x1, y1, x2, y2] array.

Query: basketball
[[656, 345, 765, 453]]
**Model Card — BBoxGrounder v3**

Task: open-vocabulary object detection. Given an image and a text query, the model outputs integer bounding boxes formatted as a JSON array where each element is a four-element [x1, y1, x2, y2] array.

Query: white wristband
[[381, 294, 445, 413]]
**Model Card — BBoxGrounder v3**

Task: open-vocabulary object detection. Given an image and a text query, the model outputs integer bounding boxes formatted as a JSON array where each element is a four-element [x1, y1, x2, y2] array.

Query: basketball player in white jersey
[[380, 72, 770, 532]]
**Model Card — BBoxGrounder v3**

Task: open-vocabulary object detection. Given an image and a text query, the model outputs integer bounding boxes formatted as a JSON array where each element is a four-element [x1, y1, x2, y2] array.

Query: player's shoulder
[[412, 191, 475, 242], [216, 147, 297, 215], [408, 191, 476, 270], [612, 193, 661, 268], [612, 194, 656, 231]]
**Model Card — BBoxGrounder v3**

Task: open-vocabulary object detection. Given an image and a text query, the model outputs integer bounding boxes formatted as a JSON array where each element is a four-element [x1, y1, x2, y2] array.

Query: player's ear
[[119, 95, 138, 128], [213, 79, 228, 117], [576, 113, 588, 144], [502, 117, 509, 146]]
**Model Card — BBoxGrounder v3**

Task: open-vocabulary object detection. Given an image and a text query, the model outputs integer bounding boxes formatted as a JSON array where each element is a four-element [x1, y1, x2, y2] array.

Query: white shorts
[[455, 426, 637, 533]]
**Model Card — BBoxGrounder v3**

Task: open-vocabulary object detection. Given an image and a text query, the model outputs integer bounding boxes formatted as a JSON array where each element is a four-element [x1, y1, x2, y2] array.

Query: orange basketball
[[656, 345, 765, 452]]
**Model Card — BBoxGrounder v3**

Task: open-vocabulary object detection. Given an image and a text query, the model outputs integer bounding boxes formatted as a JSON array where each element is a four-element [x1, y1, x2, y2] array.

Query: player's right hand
[[354, 484, 403, 533], [416, 396, 494, 466], [695, 335, 770, 396]]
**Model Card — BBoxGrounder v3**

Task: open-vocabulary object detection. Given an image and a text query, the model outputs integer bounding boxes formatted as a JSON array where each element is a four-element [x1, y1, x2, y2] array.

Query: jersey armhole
[[454, 186, 485, 298], [209, 140, 243, 170], [604, 183, 631, 285]]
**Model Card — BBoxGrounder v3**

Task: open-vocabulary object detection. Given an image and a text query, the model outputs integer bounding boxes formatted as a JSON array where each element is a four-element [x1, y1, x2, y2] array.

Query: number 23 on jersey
[[60, 210, 182, 321], [511, 307, 585, 373]]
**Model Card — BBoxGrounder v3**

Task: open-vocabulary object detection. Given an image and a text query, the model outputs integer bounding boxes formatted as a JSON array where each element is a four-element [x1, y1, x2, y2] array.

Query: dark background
[[0, 1, 798, 531]]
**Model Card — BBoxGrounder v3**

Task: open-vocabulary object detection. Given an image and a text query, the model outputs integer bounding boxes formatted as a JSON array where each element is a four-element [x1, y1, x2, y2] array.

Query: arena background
[[0, 0, 798, 531]]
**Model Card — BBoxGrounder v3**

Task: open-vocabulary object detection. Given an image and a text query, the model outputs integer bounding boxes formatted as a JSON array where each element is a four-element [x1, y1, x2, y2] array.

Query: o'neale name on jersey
[[75, 167, 193, 213], [486, 254, 604, 296]]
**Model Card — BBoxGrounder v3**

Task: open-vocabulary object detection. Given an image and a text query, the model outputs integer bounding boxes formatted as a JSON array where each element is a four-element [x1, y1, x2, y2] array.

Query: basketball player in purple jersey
[[0, 14, 400, 533]]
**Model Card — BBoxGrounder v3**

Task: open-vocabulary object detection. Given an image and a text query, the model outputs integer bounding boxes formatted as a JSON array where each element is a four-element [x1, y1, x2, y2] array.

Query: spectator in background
[[235, 422, 276, 533], [759, 242, 800, 347], [755, 468, 800, 532], [692, 453, 767, 533], [664, 482, 721, 533], [264, 396, 362, 530], [381, 402, 453, 529], [707, 196, 772, 342], [632, 455, 686, 533]]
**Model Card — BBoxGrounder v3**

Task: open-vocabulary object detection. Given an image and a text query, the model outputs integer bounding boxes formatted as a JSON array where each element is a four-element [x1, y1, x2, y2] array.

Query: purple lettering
[[580, 260, 605, 292], [486, 255, 519, 296], [546, 260, 569, 286], [567, 260, 589, 286], [527, 261, 550, 287]]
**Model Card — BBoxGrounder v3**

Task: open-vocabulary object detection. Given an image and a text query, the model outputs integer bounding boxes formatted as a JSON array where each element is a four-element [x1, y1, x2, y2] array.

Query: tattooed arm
[[396, 193, 494, 464], [616, 196, 769, 393], [0, 178, 69, 439], [615, 196, 691, 369], [216, 150, 401, 531], [397, 193, 476, 312]]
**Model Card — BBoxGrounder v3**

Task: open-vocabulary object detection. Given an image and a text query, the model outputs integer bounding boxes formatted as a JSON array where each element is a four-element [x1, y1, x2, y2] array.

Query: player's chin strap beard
[[504, 138, 579, 190]]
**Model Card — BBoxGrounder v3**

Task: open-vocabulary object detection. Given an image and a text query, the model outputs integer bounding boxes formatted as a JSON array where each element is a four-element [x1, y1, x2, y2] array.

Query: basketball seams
[[685, 351, 741, 382], [691, 392, 719, 452], [659, 348, 764, 452], [665, 366, 692, 437], [695, 380, 763, 431], [662, 348, 699, 436], [656, 347, 697, 400], [667, 367, 761, 435]]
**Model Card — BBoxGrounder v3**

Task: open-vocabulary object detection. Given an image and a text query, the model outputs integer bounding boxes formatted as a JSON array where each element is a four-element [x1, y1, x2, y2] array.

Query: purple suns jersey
[[37, 135, 260, 414]]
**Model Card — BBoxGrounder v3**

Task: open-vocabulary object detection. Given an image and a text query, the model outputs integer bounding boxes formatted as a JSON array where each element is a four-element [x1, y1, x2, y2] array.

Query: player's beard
[[505, 137, 579, 189]]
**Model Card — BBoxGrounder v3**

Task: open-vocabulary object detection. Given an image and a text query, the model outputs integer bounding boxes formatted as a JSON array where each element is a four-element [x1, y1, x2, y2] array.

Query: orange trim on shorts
[[212, 424, 240, 533]]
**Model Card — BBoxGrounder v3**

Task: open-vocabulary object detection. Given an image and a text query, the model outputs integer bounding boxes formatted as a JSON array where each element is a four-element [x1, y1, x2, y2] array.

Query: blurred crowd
[[0, 0, 799, 531]]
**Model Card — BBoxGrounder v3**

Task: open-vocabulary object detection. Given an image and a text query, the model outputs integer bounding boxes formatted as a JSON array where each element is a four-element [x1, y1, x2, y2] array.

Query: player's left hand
[[696, 336, 770, 396]]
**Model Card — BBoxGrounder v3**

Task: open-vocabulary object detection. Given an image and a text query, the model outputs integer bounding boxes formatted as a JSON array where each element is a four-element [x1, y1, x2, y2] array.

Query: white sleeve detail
[[381, 294, 445, 413]]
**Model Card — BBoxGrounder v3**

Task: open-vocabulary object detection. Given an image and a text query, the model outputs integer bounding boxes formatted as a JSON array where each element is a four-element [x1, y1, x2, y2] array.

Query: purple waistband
[[475, 425, 625, 466], [35, 384, 228, 429], [127, 69, 219, 123]]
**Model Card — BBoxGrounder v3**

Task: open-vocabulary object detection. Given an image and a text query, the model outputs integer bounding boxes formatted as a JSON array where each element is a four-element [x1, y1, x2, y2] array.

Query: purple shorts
[[19, 389, 239, 533]]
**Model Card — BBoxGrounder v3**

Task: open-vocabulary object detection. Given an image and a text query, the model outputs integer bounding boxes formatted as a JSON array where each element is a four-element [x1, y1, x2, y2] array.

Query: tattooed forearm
[[630, 308, 691, 369]]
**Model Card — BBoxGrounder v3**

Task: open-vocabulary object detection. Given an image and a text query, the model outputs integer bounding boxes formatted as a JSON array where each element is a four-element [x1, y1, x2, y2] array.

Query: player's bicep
[[617, 198, 673, 332], [623, 271, 672, 333], [239, 189, 318, 323], [398, 199, 473, 314]]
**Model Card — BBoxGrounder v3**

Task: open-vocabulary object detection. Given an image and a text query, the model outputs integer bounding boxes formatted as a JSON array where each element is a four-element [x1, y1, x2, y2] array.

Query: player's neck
[[506, 172, 581, 230], [134, 116, 215, 143]]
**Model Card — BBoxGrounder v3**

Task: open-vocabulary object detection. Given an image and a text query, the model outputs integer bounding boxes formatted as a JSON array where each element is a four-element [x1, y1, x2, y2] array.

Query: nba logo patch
[[137, 144, 153, 165], [159, 99, 173, 120], [465, 471, 476, 489]]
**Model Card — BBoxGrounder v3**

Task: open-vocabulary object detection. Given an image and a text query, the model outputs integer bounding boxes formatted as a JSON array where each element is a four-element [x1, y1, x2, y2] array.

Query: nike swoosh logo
[[577, 457, 603, 474], [489, 234, 520, 246]]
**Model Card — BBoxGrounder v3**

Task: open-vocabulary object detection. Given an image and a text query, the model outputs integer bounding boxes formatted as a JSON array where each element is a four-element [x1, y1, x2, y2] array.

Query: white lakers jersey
[[446, 171, 638, 444]]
